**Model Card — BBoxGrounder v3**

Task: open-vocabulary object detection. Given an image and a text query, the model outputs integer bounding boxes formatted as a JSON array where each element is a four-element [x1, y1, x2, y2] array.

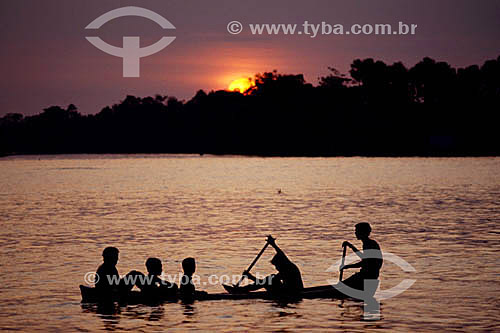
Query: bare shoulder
[[363, 238, 381, 250]]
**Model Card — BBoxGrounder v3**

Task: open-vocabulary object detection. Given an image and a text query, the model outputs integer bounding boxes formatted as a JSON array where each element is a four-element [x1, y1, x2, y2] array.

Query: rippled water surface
[[0, 155, 499, 332]]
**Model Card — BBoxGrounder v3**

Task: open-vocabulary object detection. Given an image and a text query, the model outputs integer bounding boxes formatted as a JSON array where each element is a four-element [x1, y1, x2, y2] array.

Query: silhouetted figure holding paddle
[[238, 235, 304, 295], [340, 223, 383, 291]]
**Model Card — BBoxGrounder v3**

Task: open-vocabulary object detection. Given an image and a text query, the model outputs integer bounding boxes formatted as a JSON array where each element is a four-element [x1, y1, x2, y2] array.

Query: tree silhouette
[[1, 55, 499, 156]]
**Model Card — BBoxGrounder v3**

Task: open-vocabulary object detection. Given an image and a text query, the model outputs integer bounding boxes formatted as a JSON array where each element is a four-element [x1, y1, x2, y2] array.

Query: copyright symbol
[[227, 21, 243, 34], [84, 272, 98, 285]]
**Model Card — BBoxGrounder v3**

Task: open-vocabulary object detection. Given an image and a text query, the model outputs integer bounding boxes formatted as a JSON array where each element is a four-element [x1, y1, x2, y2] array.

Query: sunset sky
[[1, 0, 499, 116]]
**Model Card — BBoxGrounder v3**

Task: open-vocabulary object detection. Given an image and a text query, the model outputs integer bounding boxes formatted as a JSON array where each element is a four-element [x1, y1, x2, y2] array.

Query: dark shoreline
[[1, 152, 498, 158], [2, 56, 499, 159]]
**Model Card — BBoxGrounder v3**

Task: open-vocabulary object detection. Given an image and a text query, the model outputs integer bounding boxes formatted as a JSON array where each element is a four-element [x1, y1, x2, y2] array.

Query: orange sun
[[228, 77, 254, 93]]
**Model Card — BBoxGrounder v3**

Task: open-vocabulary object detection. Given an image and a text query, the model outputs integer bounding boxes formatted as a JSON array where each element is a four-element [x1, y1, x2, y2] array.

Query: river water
[[0, 155, 499, 332]]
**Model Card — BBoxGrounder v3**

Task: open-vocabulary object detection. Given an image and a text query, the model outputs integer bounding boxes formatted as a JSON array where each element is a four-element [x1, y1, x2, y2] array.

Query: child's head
[[355, 222, 372, 240], [102, 247, 119, 266], [182, 257, 196, 276], [145, 257, 163, 275]]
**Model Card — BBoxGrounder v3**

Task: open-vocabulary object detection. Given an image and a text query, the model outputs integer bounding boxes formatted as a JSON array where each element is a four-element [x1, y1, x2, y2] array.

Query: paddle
[[339, 244, 347, 282], [234, 240, 270, 287]]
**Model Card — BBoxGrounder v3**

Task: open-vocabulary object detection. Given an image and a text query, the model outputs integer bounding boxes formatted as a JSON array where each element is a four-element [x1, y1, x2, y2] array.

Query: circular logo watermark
[[85, 6, 176, 77], [326, 250, 416, 301], [227, 21, 243, 34], [84, 272, 99, 285], [326, 250, 415, 320]]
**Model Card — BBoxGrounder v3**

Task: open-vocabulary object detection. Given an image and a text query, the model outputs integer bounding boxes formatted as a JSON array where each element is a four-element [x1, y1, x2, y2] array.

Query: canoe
[[80, 284, 351, 304], [201, 285, 349, 301]]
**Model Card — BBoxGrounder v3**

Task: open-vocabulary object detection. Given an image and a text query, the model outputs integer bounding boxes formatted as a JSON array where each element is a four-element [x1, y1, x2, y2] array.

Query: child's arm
[[341, 261, 363, 271], [342, 241, 363, 259], [267, 235, 287, 258], [242, 270, 257, 282]]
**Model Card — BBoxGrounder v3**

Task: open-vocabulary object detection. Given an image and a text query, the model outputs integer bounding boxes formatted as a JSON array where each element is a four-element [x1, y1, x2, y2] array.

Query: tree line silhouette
[[1, 55, 499, 156]]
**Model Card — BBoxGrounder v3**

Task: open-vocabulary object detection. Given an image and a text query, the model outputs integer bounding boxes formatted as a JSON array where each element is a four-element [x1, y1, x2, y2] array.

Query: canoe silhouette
[[80, 284, 353, 304]]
